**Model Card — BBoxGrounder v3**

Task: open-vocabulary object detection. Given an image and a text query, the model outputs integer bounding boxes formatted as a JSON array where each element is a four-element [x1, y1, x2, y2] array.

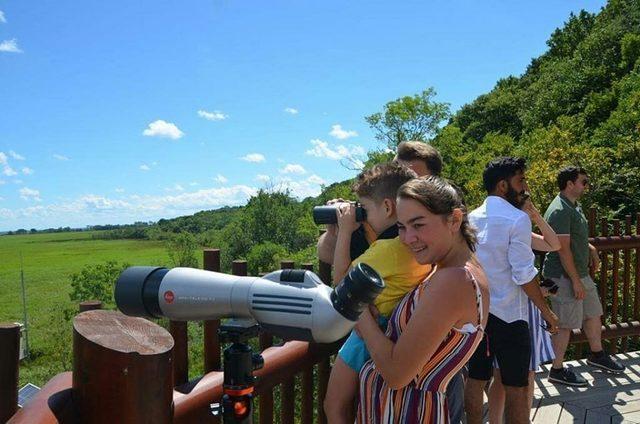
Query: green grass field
[[0, 231, 178, 386]]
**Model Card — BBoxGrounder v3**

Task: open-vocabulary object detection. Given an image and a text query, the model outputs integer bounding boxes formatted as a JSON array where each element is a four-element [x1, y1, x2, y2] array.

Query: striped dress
[[357, 267, 485, 424], [527, 299, 555, 371]]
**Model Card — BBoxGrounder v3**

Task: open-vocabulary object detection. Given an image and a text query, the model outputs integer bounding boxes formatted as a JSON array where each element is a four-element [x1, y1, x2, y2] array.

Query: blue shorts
[[338, 316, 389, 372]]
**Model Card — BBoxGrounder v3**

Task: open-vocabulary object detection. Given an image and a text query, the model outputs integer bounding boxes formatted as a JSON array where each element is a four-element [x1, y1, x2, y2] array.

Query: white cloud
[[0, 197, 4, 201], [9, 151, 25, 160], [198, 110, 228, 121], [165, 184, 185, 192], [115, 188, 125, 193], [284, 107, 299, 115], [255, 174, 270, 183], [0, 39, 22, 53], [241, 153, 265, 163], [189, 182, 199, 186], [143, 119, 184, 140], [0, 152, 6, 165], [0, 179, 5, 185], [139, 164, 150, 171], [307, 174, 326, 185], [22, 167, 33, 175], [0, 11, 6, 23], [20, 187, 41, 202], [329, 124, 358, 140], [3, 166, 17, 176], [214, 174, 228, 183], [305, 139, 365, 168], [280, 164, 306, 174], [53, 154, 70, 161]]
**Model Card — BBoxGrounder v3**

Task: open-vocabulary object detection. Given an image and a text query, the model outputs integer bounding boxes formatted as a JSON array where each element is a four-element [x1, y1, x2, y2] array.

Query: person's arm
[[521, 278, 558, 333], [589, 243, 601, 273], [508, 215, 558, 331], [317, 230, 337, 264], [315, 198, 346, 264], [355, 268, 471, 389], [332, 203, 360, 284], [524, 199, 560, 252], [557, 235, 586, 300]]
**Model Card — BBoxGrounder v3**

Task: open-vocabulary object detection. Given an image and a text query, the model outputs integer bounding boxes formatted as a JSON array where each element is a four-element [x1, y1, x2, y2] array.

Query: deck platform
[[525, 351, 640, 423]]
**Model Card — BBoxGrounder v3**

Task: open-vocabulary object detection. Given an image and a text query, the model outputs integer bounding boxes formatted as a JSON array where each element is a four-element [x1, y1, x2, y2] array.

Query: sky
[[0, 0, 607, 231]]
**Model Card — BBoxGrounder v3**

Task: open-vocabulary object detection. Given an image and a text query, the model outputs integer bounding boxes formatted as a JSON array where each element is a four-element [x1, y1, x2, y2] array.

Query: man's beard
[[506, 184, 526, 208]]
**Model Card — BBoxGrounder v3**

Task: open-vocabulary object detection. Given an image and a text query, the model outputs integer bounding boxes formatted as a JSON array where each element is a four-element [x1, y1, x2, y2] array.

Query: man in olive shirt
[[543, 166, 624, 386]]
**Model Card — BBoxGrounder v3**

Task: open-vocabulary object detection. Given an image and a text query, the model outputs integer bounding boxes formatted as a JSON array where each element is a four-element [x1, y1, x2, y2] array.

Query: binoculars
[[312, 203, 367, 225]]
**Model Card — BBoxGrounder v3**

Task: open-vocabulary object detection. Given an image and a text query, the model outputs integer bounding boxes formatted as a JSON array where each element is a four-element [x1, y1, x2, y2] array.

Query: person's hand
[[354, 307, 376, 338], [336, 202, 360, 235], [522, 197, 542, 223], [542, 309, 559, 334], [589, 246, 601, 273], [325, 198, 346, 237], [572, 279, 586, 300]]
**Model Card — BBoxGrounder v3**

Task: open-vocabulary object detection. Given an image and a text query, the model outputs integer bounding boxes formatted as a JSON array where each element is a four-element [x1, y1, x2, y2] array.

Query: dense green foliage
[[429, 0, 640, 216]]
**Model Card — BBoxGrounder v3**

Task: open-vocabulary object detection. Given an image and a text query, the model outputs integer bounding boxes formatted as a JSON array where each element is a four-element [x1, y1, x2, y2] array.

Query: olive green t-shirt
[[542, 193, 590, 278]]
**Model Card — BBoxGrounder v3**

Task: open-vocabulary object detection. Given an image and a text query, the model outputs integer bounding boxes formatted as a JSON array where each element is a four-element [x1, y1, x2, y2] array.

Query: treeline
[[430, 0, 640, 216]]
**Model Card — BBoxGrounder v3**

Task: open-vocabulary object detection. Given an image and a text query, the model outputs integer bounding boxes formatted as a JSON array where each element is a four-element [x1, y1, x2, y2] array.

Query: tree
[[167, 232, 200, 268], [365, 88, 451, 149]]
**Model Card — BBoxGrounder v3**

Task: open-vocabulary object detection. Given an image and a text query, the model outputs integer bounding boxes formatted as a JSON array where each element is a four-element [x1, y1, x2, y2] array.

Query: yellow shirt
[[352, 237, 431, 317]]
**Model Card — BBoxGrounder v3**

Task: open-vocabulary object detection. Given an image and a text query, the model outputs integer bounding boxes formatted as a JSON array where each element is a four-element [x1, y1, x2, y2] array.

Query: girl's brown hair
[[398, 176, 477, 252]]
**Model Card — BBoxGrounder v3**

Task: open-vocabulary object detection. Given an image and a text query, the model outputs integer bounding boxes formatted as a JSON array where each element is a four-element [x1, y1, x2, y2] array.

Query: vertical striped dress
[[357, 268, 484, 424]]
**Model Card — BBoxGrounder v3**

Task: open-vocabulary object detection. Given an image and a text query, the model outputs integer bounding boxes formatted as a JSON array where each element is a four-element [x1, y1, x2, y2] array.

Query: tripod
[[211, 321, 264, 424]]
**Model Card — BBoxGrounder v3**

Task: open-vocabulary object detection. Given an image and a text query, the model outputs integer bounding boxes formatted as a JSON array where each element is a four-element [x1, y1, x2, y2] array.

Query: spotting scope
[[115, 263, 384, 343]]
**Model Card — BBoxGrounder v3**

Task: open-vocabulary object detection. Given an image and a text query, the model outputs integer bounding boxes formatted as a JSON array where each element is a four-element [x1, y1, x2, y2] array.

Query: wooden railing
[[4, 207, 640, 422], [568, 208, 640, 357]]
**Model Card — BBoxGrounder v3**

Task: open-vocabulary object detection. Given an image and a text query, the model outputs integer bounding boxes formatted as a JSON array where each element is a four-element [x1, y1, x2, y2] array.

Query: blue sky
[[0, 0, 607, 231]]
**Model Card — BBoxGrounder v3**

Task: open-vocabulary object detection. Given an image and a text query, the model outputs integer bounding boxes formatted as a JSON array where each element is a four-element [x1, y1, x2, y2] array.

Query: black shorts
[[468, 313, 531, 387]]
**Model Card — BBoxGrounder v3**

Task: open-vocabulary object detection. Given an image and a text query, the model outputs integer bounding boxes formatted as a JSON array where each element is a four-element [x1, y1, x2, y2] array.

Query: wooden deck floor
[[524, 351, 640, 423]]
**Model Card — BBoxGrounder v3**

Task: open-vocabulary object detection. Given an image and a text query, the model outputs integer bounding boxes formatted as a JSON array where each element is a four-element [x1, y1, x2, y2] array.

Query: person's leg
[[503, 386, 529, 424], [466, 316, 496, 424], [464, 377, 488, 424], [583, 315, 603, 352], [488, 368, 505, 424], [527, 371, 536, 411], [446, 370, 465, 423], [494, 318, 531, 424], [550, 328, 571, 368], [324, 357, 358, 424]]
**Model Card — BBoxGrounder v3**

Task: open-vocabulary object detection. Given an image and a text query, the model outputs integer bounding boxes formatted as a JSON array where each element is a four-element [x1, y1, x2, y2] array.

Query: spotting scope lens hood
[[331, 262, 385, 321], [115, 266, 169, 318]]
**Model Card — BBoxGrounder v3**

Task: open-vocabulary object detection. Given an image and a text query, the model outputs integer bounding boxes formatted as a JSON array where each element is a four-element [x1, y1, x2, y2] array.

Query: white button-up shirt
[[469, 196, 538, 323]]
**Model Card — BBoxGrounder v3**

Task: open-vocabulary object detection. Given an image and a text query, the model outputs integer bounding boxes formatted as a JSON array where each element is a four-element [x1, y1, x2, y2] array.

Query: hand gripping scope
[[115, 263, 384, 343]]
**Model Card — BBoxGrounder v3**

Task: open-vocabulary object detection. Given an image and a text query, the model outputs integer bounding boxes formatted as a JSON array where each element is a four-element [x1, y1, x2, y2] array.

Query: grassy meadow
[[0, 231, 178, 386]]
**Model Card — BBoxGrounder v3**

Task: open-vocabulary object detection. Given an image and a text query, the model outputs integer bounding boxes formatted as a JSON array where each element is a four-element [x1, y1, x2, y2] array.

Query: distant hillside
[[432, 0, 640, 216]]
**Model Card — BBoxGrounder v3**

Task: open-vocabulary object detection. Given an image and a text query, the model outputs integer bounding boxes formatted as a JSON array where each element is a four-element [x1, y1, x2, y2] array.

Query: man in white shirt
[[464, 157, 559, 424]]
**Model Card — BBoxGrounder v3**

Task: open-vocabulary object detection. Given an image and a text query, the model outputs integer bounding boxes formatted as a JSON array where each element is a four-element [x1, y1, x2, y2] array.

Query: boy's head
[[394, 141, 442, 177], [352, 162, 418, 234]]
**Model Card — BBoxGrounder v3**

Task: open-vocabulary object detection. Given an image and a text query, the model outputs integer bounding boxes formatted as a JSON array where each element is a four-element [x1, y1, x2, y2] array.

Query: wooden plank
[[532, 402, 563, 423]]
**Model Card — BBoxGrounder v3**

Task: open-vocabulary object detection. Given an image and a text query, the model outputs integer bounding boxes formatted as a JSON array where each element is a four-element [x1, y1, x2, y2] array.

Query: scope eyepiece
[[331, 262, 385, 321], [312, 204, 367, 225]]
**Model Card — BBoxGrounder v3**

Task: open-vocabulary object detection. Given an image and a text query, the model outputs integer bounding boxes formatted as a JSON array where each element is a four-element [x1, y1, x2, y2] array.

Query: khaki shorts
[[549, 275, 603, 329]]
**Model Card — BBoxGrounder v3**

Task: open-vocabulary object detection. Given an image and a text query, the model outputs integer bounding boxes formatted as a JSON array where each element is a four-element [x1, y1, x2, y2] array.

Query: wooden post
[[317, 259, 332, 424], [203, 248, 221, 373], [301, 263, 315, 424], [170, 321, 188, 386], [72, 310, 174, 424], [611, 220, 620, 354], [622, 216, 632, 351], [280, 260, 296, 424], [0, 323, 20, 423], [79, 300, 102, 312], [635, 213, 640, 345]]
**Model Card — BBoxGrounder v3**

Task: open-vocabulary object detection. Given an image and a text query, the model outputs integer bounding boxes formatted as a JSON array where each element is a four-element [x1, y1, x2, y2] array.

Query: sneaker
[[548, 367, 588, 387], [587, 352, 625, 374]]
